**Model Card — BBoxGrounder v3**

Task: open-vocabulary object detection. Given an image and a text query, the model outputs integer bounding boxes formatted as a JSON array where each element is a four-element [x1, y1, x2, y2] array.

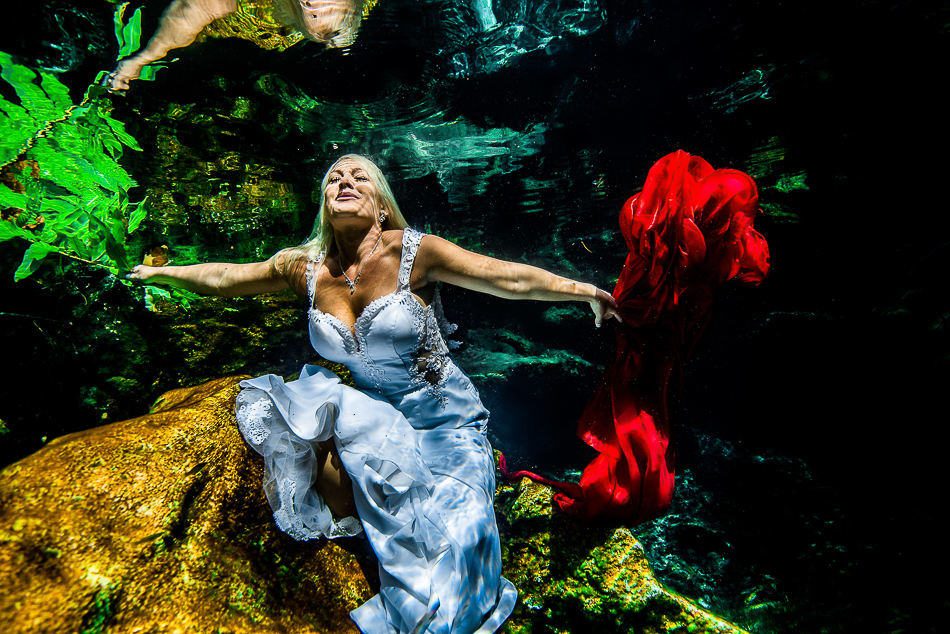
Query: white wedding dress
[[235, 228, 517, 634]]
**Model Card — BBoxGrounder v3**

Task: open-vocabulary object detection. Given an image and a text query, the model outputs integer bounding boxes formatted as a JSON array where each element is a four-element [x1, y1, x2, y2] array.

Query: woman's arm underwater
[[127, 251, 292, 297], [414, 234, 622, 326], [108, 0, 238, 91]]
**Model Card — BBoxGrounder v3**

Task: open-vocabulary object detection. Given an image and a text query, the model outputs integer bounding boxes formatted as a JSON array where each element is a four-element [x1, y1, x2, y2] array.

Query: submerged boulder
[[0, 377, 746, 633], [0, 377, 370, 634], [495, 479, 747, 634]]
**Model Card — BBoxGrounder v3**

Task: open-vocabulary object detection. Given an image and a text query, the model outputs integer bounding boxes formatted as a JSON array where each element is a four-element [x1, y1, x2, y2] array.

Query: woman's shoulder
[[267, 246, 319, 297], [273, 245, 319, 269]]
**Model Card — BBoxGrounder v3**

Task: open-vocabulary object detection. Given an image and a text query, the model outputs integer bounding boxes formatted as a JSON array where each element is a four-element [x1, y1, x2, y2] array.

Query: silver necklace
[[340, 230, 383, 294]]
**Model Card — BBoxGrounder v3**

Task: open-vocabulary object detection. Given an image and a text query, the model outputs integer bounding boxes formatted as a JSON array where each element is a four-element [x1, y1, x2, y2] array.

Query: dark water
[[2, 0, 948, 632]]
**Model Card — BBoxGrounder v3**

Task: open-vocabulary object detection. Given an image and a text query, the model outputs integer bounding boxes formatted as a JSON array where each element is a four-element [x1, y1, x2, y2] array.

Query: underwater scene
[[1, 0, 947, 632]]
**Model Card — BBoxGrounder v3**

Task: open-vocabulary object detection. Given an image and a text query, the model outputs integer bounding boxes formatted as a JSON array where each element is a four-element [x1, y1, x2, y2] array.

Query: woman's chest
[[309, 291, 429, 364]]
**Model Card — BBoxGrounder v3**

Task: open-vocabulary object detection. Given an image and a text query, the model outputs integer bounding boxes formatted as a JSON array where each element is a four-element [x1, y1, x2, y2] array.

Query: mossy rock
[[0, 377, 746, 633], [496, 479, 747, 634], [0, 377, 370, 633]]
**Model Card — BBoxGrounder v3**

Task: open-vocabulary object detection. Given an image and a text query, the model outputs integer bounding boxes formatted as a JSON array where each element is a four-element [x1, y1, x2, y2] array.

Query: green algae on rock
[[496, 478, 749, 634]]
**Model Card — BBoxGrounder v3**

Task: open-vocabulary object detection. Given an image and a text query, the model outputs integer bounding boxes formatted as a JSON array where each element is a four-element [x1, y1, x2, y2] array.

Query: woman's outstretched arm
[[414, 234, 622, 326], [127, 252, 291, 297], [108, 0, 238, 91]]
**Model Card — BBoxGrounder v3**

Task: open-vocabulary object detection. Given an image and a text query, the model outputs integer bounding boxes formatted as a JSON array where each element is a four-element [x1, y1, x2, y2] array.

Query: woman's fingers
[[591, 289, 622, 327], [126, 264, 148, 281]]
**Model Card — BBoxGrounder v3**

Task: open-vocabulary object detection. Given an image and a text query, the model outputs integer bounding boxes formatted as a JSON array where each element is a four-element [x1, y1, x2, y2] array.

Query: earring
[[379, 213, 387, 223]]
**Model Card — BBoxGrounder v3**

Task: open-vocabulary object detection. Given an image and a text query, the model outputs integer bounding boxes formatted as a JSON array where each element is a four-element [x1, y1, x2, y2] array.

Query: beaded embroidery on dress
[[236, 228, 516, 633]]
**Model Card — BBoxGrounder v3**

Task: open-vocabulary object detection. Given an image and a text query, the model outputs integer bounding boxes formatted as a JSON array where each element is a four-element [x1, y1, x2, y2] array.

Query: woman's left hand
[[590, 288, 622, 327]]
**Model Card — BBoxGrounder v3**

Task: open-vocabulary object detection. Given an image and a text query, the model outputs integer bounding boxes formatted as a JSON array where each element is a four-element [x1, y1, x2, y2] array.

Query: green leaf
[[118, 8, 144, 60], [0, 53, 55, 123], [138, 64, 167, 82], [14, 241, 59, 281], [27, 143, 100, 200], [0, 186, 29, 209], [39, 197, 79, 215], [102, 113, 142, 151], [114, 3, 129, 49], [128, 200, 147, 233], [0, 219, 29, 243], [65, 233, 92, 259], [86, 210, 130, 271], [143, 285, 200, 311], [39, 73, 72, 114], [171, 287, 200, 310], [40, 198, 86, 236], [93, 70, 110, 89], [2, 45, 146, 281]]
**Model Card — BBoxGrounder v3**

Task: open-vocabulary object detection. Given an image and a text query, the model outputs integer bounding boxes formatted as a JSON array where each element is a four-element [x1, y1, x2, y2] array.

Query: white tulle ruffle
[[235, 366, 362, 539]]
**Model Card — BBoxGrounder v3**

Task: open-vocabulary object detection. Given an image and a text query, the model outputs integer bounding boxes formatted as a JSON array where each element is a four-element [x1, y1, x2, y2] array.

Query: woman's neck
[[333, 224, 383, 268]]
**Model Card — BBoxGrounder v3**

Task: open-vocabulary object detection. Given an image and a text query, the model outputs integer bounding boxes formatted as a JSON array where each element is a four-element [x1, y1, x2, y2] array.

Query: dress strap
[[397, 228, 424, 292]]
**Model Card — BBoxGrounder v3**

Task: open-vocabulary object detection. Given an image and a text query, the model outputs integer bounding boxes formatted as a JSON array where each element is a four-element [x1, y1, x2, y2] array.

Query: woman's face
[[293, 0, 361, 47], [324, 159, 381, 229]]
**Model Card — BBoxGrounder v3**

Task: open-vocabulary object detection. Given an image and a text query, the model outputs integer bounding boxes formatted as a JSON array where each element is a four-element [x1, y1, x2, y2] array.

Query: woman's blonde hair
[[301, 154, 408, 256]]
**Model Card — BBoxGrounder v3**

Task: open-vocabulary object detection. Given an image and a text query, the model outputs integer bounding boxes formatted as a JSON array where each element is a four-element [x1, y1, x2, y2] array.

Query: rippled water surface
[[2, 0, 948, 632]]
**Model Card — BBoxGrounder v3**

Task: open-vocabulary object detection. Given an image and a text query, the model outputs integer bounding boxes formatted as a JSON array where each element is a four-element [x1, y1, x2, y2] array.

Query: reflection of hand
[[106, 58, 145, 92], [590, 289, 622, 327]]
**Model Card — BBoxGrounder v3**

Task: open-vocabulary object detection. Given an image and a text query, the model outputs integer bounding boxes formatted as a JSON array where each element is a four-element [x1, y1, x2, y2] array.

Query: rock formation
[[1, 377, 746, 633]]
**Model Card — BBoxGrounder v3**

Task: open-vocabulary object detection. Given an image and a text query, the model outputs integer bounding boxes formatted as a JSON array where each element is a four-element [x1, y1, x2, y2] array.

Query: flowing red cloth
[[501, 150, 770, 524]]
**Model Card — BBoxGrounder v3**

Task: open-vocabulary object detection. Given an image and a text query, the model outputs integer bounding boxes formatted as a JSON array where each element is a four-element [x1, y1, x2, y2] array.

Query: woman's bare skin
[[128, 156, 621, 514], [108, 0, 364, 91]]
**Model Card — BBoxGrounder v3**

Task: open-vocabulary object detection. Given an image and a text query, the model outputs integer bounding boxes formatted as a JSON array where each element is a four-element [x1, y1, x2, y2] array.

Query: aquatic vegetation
[[0, 50, 142, 280], [495, 478, 749, 633], [80, 580, 119, 634], [113, 5, 167, 83], [542, 304, 588, 324], [0, 8, 203, 309], [758, 202, 800, 224], [0, 4, 160, 281], [771, 172, 809, 194], [741, 136, 786, 181]]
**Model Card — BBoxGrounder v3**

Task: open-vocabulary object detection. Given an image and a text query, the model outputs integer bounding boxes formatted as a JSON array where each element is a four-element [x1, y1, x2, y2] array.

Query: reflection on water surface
[[1, 1, 947, 633]]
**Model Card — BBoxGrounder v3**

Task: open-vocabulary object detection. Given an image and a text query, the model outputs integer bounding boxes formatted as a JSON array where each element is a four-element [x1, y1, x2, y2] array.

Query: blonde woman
[[130, 154, 620, 633]]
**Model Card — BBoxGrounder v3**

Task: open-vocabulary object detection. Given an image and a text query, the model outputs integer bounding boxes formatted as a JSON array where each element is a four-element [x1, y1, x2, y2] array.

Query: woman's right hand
[[126, 264, 156, 282], [106, 58, 145, 92]]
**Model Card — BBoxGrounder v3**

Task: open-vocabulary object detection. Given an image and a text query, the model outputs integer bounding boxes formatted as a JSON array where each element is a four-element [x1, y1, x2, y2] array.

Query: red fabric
[[501, 150, 770, 524]]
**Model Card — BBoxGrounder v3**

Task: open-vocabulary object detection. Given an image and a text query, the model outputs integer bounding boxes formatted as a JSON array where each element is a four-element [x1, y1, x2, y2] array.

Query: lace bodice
[[306, 229, 480, 428]]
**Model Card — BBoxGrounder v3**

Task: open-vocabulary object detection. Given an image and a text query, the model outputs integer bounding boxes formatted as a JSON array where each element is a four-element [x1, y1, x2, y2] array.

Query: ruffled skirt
[[235, 365, 517, 634]]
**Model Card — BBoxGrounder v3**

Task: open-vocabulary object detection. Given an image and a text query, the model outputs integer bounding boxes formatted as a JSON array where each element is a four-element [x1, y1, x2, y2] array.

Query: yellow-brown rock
[[1, 377, 747, 634], [0, 377, 370, 634]]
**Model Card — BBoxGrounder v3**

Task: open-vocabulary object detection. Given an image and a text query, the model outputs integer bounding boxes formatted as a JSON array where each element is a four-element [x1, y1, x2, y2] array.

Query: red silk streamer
[[501, 150, 770, 524]]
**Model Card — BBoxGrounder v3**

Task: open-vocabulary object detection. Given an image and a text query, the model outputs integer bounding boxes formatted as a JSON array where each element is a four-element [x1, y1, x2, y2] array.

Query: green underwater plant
[[113, 5, 169, 83], [0, 49, 143, 280], [0, 6, 196, 308]]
